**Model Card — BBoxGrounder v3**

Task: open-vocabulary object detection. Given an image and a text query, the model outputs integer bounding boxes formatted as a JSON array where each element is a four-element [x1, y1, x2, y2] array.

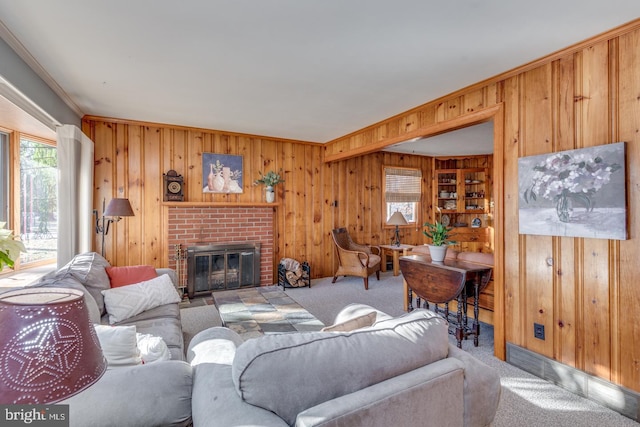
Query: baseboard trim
[[506, 343, 639, 422]]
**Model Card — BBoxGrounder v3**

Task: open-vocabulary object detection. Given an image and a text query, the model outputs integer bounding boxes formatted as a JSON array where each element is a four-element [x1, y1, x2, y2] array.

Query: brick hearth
[[167, 206, 274, 287]]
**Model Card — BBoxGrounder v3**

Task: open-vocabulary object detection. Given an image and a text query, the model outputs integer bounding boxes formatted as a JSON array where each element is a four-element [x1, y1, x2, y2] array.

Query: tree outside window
[[19, 138, 57, 265]]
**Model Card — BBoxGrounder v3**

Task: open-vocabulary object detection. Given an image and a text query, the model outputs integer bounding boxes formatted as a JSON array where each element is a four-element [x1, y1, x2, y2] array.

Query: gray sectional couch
[[21, 252, 501, 426], [187, 303, 501, 427], [29, 252, 192, 427]]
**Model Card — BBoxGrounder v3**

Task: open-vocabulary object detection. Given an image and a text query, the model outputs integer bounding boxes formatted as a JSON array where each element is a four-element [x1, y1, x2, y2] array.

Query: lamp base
[[392, 226, 401, 247]]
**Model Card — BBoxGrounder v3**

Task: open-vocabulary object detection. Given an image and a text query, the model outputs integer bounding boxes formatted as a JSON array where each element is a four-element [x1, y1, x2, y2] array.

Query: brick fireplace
[[167, 206, 275, 289]]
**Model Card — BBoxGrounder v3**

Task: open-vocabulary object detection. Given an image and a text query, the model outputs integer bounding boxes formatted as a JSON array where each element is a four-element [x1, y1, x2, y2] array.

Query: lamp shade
[[103, 198, 134, 217], [0, 287, 107, 404], [387, 211, 408, 226]]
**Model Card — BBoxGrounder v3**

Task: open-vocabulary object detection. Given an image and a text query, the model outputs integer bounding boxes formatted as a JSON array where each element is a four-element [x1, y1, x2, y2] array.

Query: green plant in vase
[[423, 221, 455, 246], [423, 221, 456, 262], [0, 222, 26, 269], [255, 169, 285, 203], [254, 169, 285, 187]]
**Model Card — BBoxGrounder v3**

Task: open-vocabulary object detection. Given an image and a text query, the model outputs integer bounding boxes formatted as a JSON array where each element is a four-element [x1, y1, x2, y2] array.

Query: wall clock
[[163, 170, 184, 201]]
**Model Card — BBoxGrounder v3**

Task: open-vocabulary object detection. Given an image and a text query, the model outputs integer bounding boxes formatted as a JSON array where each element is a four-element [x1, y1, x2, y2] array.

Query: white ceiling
[[382, 121, 494, 156], [0, 1, 638, 155]]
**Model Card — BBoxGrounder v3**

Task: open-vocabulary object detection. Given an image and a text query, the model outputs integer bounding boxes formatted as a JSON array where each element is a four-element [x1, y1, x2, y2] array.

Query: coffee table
[[212, 286, 324, 339]]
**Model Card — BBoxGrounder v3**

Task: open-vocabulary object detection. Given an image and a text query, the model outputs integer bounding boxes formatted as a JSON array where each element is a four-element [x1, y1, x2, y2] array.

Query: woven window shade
[[385, 168, 422, 202]]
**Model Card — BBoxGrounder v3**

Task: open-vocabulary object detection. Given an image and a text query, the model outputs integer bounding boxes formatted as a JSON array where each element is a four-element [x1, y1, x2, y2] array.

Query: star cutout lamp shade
[[0, 287, 107, 404], [387, 211, 408, 246]]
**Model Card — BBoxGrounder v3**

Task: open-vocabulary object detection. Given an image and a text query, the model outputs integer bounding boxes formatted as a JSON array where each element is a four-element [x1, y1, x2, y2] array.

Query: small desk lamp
[[387, 211, 408, 247], [0, 287, 107, 403], [95, 198, 135, 256]]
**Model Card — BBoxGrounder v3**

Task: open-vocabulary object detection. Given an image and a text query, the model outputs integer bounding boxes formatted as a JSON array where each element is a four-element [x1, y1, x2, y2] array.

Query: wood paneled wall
[[323, 20, 640, 392], [84, 18, 640, 393], [82, 119, 433, 285]]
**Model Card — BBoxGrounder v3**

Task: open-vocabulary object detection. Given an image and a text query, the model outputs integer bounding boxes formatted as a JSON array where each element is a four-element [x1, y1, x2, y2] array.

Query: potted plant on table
[[422, 221, 456, 262], [0, 222, 26, 269], [254, 169, 285, 203]]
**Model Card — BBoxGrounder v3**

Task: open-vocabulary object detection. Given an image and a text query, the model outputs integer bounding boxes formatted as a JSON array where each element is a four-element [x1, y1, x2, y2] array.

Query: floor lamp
[[94, 198, 135, 257], [387, 211, 408, 246]]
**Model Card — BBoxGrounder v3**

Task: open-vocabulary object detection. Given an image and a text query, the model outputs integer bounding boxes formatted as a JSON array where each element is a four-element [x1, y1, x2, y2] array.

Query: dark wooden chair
[[330, 228, 381, 290]]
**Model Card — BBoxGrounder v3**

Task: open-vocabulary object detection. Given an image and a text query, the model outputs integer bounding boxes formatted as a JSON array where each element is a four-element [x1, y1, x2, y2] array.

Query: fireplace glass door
[[188, 243, 260, 297]]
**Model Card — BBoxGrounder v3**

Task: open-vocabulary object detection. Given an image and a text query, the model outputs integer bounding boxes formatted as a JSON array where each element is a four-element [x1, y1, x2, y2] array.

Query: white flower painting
[[518, 142, 626, 240]]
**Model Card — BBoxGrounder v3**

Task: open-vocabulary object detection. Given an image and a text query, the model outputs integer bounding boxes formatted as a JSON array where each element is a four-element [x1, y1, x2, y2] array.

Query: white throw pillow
[[101, 274, 181, 324], [321, 311, 377, 332], [94, 324, 142, 366], [136, 333, 171, 363]]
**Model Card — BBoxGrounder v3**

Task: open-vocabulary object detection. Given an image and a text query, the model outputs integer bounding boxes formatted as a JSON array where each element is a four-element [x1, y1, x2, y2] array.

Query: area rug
[[212, 286, 324, 339]]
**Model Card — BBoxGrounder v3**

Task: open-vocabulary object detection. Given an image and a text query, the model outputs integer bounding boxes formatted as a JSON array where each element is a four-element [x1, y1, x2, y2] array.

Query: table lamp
[[387, 211, 408, 247], [0, 287, 107, 404]]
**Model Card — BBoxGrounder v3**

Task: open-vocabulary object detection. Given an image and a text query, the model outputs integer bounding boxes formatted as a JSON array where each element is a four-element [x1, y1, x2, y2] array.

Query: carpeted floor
[[180, 271, 638, 426]]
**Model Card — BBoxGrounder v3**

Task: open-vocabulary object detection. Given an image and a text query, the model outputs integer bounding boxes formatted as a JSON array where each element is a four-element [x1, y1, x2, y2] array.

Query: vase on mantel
[[265, 186, 275, 203]]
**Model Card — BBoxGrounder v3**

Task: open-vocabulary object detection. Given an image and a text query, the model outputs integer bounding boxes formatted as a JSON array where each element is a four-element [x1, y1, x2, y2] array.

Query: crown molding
[[0, 20, 83, 119]]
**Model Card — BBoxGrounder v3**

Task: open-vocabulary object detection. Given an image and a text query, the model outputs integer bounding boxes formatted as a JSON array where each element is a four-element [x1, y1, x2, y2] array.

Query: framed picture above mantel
[[518, 142, 626, 240], [202, 153, 243, 194]]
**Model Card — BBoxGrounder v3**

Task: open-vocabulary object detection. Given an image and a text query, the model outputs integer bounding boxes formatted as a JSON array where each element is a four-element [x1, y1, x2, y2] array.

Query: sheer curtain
[[56, 124, 94, 268]]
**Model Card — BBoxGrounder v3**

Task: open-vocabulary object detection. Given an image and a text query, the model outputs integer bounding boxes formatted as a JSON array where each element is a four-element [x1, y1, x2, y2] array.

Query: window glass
[[386, 202, 417, 223], [0, 132, 7, 223], [19, 137, 57, 265]]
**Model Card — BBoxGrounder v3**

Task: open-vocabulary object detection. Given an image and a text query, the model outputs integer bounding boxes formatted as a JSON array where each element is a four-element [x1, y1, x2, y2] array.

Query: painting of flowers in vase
[[202, 153, 243, 194], [518, 142, 626, 240]]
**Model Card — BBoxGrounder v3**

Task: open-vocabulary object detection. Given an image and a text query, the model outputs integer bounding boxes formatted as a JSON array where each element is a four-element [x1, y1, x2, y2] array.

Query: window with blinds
[[383, 166, 422, 224]]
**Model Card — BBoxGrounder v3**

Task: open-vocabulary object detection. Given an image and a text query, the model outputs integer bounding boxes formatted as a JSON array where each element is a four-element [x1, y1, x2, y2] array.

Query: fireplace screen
[[187, 242, 261, 297]]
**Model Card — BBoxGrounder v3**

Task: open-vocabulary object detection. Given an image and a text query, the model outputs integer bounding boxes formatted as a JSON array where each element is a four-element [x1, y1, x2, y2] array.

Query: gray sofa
[[187, 303, 501, 427], [30, 252, 192, 427]]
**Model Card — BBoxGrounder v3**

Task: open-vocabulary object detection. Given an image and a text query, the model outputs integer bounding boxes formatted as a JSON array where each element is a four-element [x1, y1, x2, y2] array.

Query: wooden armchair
[[331, 228, 382, 290]]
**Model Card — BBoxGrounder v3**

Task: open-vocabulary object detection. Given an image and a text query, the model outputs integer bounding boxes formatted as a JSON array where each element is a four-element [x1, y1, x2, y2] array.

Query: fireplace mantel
[[163, 201, 280, 207]]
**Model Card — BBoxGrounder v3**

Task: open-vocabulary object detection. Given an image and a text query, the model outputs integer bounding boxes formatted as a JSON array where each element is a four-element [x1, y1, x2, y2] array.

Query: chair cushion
[[361, 254, 381, 267], [232, 308, 448, 425], [115, 309, 185, 361]]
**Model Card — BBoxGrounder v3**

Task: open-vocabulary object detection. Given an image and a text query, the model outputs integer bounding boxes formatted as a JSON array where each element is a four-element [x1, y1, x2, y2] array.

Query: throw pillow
[[106, 265, 158, 288], [94, 324, 142, 366], [136, 333, 171, 363], [321, 311, 376, 332], [101, 274, 181, 324], [57, 252, 111, 315]]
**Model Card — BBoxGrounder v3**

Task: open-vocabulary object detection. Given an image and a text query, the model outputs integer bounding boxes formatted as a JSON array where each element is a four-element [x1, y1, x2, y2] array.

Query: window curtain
[[384, 167, 422, 202], [56, 125, 94, 268]]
